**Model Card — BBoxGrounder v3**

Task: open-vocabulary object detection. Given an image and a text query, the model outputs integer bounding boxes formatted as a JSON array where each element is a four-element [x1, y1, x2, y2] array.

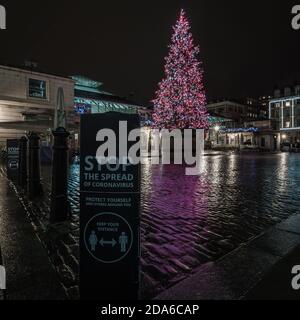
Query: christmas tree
[[152, 9, 209, 129]]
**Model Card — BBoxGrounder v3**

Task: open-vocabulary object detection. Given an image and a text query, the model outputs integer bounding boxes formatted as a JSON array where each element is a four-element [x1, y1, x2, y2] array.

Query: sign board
[[80, 112, 140, 300], [84, 212, 133, 264], [6, 139, 19, 182]]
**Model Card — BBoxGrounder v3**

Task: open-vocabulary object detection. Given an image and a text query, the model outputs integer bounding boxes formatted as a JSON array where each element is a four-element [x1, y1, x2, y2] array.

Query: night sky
[[0, 0, 299, 104]]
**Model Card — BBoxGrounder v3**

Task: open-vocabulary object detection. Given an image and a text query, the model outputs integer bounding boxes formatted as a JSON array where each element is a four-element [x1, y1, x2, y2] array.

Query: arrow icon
[[99, 238, 117, 247]]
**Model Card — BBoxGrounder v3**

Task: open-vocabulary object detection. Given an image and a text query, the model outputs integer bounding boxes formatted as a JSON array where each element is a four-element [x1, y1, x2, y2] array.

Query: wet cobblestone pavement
[[4, 152, 300, 299], [137, 153, 300, 297], [72, 153, 300, 298]]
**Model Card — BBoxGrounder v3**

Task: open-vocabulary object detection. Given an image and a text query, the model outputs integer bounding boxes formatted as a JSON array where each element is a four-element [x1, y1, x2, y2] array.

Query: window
[[274, 89, 281, 98], [28, 79, 47, 99], [284, 87, 291, 96]]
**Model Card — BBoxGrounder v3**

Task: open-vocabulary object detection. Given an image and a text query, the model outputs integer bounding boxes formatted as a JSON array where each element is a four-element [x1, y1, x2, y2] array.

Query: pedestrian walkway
[[0, 172, 66, 300], [156, 214, 300, 300], [244, 245, 300, 300]]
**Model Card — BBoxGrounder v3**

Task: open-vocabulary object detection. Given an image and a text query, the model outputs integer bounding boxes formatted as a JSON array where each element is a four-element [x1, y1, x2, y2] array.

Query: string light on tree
[[152, 9, 209, 129]]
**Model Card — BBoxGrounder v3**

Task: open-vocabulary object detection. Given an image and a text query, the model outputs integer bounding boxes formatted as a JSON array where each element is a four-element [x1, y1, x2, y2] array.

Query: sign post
[[6, 139, 19, 182], [80, 112, 140, 300]]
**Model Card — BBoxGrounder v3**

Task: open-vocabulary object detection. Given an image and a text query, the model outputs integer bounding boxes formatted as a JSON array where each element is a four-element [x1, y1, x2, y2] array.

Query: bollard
[[148, 129, 152, 154], [28, 132, 43, 199], [18, 136, 28, 187], [50, 127, 70, 223]]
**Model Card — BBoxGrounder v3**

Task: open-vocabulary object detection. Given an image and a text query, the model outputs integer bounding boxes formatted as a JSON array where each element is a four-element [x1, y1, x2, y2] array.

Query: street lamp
[[214, 125, 220, 145]]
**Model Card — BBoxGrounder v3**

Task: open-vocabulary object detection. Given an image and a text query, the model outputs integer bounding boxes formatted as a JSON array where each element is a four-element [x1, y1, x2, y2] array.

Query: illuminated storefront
[[269, 93, 300, 145], [209, 120, 278, 151]]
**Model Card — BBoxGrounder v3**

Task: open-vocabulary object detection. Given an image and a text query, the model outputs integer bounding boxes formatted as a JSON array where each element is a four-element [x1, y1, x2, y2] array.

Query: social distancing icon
[[84, 212, 133, 264], [89, 231, 98, 252], [119, 232, 128, 253]]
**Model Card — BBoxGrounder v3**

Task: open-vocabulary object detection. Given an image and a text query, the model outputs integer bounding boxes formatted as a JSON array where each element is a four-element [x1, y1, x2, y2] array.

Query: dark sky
[[0, 0, 299, 104]]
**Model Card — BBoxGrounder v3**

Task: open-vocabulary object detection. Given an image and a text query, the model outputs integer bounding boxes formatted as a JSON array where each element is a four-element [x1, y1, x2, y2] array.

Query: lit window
[[28, 79, 47, 99], [286, 101, 291, 107], [74, 102, 90, 114]]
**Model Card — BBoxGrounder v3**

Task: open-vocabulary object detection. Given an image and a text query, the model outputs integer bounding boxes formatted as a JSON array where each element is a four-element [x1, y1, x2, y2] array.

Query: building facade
[[73, 75, 142, 116], [269, 85, 300, 145], [0, 64, 147, 150], [0, 64, 74, 146], [207, 98, 267, 126], [207, 98, 277, 150], [70, 75, 147, 150], [214, 120, 278, 151]]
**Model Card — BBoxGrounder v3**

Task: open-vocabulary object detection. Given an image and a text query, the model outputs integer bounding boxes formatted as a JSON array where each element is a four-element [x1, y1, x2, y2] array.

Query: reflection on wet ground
[[52, 153, 300, 298]]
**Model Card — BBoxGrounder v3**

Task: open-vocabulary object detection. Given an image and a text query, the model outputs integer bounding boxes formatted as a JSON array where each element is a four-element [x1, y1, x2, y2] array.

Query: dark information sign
[[6, 139, 19, 182], [80, 112, 141, 300]]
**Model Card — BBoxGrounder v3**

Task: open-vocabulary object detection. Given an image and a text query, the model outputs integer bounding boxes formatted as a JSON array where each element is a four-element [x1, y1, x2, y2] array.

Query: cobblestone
[[2, 153, 300, 299]]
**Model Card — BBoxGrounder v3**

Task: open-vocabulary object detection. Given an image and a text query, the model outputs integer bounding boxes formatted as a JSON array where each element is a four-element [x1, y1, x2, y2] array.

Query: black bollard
[[50, 127, 70, 223], [148, 129, 152, 154], [28, 132, 43, 199], [18, 136, 28, 187]]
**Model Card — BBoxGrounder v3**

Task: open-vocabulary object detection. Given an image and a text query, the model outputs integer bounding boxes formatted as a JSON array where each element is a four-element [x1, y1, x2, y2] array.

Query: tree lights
[[152, 9, 209, 130]]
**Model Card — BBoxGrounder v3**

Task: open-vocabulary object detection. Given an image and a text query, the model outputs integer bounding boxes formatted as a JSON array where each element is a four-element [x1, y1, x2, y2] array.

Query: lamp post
[[214, 125, 220, 145]]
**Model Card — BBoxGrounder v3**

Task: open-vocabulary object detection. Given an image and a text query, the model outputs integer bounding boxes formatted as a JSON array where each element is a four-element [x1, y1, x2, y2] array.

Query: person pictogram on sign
[[119, 232, 128, 253], [89, 230, 98, 252]]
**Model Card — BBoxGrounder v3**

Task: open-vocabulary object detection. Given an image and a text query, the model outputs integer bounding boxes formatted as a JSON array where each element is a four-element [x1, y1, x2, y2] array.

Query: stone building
[[207, 97, 267, 126], [0, 64, 148, 151], [207, 98, 277, 150], [214, 119, 278, 151], [269, 84, 300, 147], [0, 63, 74, 146]]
